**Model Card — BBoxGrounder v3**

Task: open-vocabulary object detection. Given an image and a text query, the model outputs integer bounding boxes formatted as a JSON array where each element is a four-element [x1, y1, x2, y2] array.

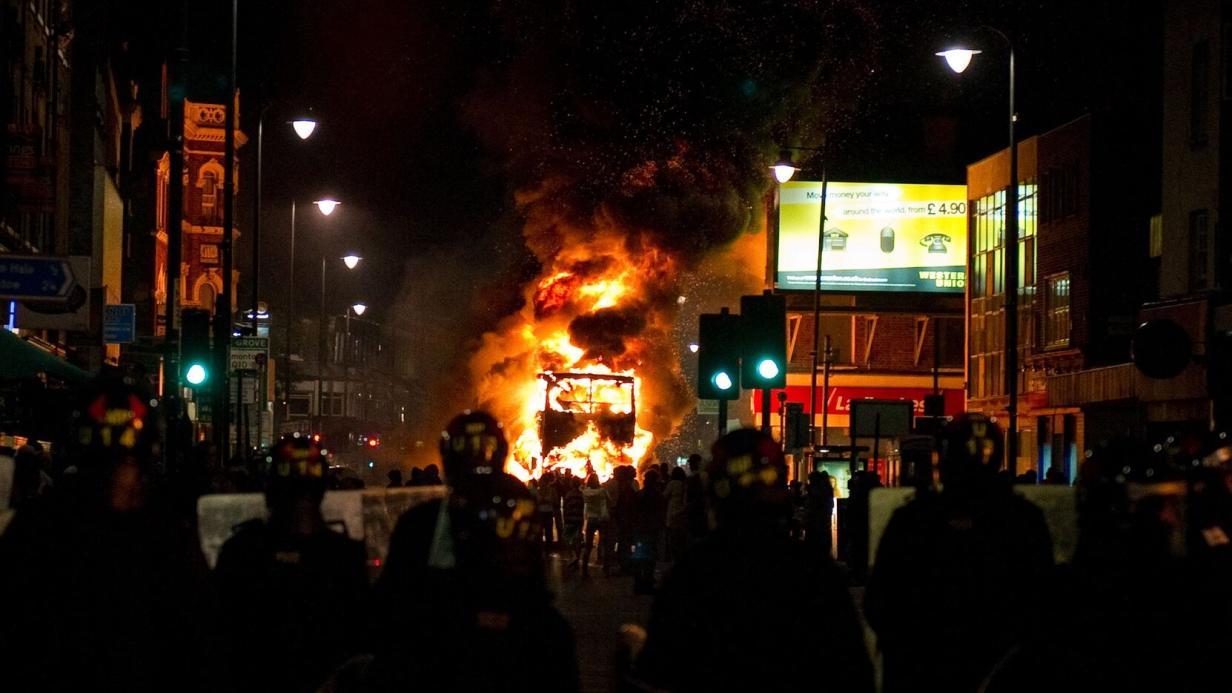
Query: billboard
[[775, 181, 967, 293]]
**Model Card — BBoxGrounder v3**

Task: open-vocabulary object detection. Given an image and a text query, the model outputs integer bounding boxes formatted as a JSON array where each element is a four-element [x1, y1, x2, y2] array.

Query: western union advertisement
[[776, 181, 967, 293]]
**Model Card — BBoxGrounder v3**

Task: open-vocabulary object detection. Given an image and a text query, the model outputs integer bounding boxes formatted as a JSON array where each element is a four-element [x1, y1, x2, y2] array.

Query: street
[[547, 553, 655, 693]]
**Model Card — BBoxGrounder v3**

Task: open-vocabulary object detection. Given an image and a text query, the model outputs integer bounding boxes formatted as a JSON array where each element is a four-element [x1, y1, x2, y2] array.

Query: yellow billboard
[[775, 181, 967, 293]]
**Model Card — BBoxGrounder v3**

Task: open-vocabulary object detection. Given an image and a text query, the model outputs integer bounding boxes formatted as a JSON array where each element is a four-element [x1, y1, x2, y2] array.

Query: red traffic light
[[366, 437, 380, 448]]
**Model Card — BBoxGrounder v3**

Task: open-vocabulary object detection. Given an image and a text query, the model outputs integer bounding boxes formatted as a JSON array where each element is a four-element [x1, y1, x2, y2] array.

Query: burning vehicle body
[[534, 371, 639, 481]]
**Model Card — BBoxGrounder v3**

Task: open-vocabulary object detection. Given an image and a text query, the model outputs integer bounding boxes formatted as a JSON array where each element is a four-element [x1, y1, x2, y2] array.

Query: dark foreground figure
[[633, 428, 873, 693], [366, 410, 579, 692], [864, 414, 1054, 693], [0, 378, 223, 692], [214, 436, 369, 693]]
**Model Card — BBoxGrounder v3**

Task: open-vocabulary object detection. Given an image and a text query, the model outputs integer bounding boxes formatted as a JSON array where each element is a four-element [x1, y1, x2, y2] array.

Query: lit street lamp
[[351, 302, 367, 316], [938, 28, 1021, 474], [291, 117, 318, 141], [771, 143, 829, 450], [314, 198, 340, 216], [282, 197, 343, 426], [318, 246, 360, 430]]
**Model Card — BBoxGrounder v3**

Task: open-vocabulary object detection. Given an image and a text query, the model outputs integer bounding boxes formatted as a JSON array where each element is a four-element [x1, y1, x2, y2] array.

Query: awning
[[0, 330, 90, 384]]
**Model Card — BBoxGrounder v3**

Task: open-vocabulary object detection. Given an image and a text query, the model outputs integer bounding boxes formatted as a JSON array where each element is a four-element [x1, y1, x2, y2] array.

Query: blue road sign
[[0, 255, 76, 301], [103, 304, 136, 344]]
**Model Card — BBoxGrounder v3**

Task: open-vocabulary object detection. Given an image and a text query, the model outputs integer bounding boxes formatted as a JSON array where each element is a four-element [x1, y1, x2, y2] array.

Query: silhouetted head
[[423, 463, 442, 483], [687, 453, 703, 473], [263, 435, 328, 514], [707, 428, 789, 532], [586, 473, 600, 489], [387, 469, 403, 486], [439, 410, 508, 483], [1077, 436, 1186, 563], [937, 414, 1004, 490], [670, 467, 687, 482]]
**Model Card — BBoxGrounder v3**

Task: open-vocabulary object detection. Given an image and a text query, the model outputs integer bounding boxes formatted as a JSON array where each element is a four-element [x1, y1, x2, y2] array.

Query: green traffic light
[[712, 371, 734, 391], [185, 363, 208, 386], [757, 358, 780, 380]]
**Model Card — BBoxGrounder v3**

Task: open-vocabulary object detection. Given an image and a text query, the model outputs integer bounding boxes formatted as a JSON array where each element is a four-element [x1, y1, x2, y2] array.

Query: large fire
[[472, 223, 678, 483]]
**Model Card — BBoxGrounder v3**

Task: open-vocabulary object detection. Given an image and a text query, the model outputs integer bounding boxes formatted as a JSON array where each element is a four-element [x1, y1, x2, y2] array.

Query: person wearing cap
[[634, 428, 873, 692], [214, 435, 368, 693], [367, 410, 578, 692], [864, 414, 1053, 693], [0, 375, 224, 692]]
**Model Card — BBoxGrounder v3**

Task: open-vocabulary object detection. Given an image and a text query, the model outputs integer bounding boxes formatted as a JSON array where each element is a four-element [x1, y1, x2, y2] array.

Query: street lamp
[[282, 196, 342, 427], [351, 302, 367, 316], [318, 240, 360, 432], [938, 27, 1020, 474], [291, 118, 318, 141], [314, 198, 340, 216], [772, 143, 829, 450], [770, 150, 800, 184]]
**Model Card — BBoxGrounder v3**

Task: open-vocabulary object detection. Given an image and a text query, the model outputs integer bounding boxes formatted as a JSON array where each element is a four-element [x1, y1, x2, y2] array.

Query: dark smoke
[[395, 0, 882, 462]]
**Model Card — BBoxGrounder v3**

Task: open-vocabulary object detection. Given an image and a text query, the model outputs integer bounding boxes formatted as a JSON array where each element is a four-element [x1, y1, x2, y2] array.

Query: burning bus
[[532, 371, 638, 480]]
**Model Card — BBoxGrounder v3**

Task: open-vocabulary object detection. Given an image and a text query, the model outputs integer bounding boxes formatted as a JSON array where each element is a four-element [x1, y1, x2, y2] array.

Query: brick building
[[966, 114, 1158, 479]]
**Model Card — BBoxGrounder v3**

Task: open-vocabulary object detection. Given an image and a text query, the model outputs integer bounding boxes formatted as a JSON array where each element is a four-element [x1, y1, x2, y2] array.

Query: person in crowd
[[538, 469, 562, 547], [788, 479, 806, 540], [408, 467, 424, 486], [562, 475, 586, 571], [609, 465, 640, 573], [369, 410, 578, 692], [0, 376, 225, 692], [214, 435, 369, 693], [684, 453, 708, 543], [1016, 469, 1039, 485], [634, 429, 873, 692], [386, 468, 403, 488], [1043, 465, 1067, 485], [632, 468, 666, 594], [663, 467, 688, 561], [864, 414, 1053, 693], [422, 463, 443, 485], [581, 472, 613, 577], [805, 470, 835, 556], [845, 468, 881, 578]]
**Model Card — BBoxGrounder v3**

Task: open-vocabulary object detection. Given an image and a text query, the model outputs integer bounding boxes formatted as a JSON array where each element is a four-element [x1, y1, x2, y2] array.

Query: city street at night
[[2, 1, 1232, 692]]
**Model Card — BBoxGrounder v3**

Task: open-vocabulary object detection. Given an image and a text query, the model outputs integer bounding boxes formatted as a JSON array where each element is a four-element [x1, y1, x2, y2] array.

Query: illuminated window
[[1044, 273, 1071, 349]]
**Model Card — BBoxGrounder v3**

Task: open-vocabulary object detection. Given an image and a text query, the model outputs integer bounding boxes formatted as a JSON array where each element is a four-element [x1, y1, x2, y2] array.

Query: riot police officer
[[0, 375, 223, 692], [369, 410, 578, 692], [864, 414, 1053, 693], [635, 428, 872, 693], [214, 435, 369, 693]]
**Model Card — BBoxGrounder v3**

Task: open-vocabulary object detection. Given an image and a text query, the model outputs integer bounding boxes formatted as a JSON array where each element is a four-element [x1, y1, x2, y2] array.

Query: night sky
[[180, 0, 1163, 440]]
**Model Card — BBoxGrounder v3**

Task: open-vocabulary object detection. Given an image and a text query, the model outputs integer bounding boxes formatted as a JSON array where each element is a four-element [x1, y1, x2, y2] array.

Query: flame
[[474, 232, 672, 482]]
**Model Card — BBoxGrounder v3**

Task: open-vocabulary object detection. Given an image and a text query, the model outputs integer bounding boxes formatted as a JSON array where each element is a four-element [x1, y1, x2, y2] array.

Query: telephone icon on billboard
[[920, 233, 952, 254]]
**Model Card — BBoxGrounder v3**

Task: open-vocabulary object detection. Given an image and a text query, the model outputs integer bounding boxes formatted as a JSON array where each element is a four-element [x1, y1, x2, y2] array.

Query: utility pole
[[215, 0, 237, 456], [164, 0, 190, 474]]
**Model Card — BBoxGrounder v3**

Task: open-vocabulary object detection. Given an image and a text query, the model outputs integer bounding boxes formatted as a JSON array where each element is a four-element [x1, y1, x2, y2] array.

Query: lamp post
[[771, 143, 829, 452], [938, 27, 1020, 474], [280, 198, 340, 428], [317, 245, 359, 432]]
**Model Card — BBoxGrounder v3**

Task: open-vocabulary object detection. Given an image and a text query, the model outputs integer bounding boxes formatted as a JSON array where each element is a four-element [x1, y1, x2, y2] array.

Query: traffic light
[[181, 308, 212, 388], [785, 402, 809, 449], [697, 310, 741, 400], [740, 292, 787, 389]]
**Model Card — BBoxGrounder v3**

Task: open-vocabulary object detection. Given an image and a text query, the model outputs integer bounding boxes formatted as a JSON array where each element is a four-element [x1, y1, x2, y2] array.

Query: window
[[320, 392, 345, 417], [1192, 41, 1210, 145], [288, 395, 311, 417], [1044, 273, 1072, 348], [818, 315, 853, 365], [199, 168, 219, 223]]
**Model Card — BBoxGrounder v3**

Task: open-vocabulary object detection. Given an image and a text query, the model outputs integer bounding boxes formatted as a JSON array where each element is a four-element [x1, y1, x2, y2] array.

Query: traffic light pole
[[717, 399, 727, 437], [809, 157, 829, 451], [761, 388, 772, 434]]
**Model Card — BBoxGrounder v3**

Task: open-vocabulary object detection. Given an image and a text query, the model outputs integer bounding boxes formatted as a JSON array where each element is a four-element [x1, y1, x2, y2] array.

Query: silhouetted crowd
[[2, 374, 1231, 692]]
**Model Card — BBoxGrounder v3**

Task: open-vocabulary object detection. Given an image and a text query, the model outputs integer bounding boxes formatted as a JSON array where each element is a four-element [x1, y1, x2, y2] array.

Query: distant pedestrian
[[805, 470, 835, 557], [1043, 466, 1066, 485], [632, 469, 666, 594], [562, 476, 586, 570], [408, 467, 424, 486], [581, 474, 612, 577], [684, 453, 708, 543], [387, 469, 403, 488], [664, 467, 688, 561], [422, 464, 442, 485], [634, 429, 873, 692]]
